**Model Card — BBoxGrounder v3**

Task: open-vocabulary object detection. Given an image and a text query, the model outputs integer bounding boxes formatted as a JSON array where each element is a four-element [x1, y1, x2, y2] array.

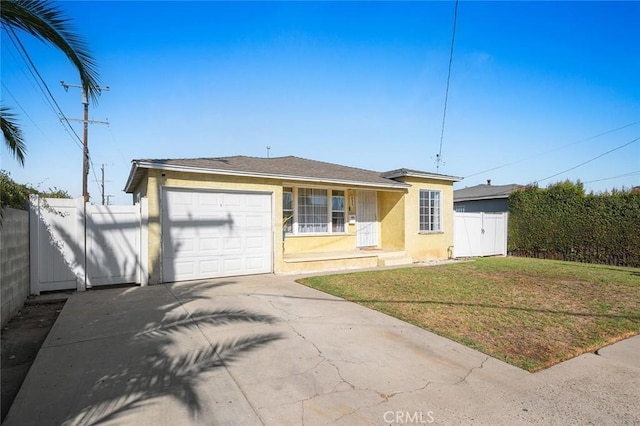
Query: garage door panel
[[171, 192, 195, 207], [172, 237, 195, 254], [199, 237, 221, 252], [223, 258, 243, 273], [245, 193, 270, 209], [222, 193, 243, 207], [199, 259, 221, 275], [246, 215, 270, 228], [171, 260, 195, 277], [162, 189, 272, 282], [224, 237, 242, 251], [246, 236, 267, 250], [198, 192, 221, 207], [246, 256, 267, 270]]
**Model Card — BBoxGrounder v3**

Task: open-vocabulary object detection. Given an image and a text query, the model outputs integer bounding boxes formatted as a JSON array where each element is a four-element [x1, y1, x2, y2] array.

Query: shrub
[[508, 181, 640, 267]]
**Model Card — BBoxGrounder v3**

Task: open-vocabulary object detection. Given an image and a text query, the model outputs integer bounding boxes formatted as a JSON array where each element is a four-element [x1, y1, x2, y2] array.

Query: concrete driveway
[[4, 274, 639, 425]]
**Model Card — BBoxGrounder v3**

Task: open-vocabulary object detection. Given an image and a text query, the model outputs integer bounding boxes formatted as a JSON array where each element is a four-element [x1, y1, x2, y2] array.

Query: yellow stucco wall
[[398, 176, 455, 261], [378, 191, 406, 251], [284, 234, 356, 253], [280, 254, 379, 273]]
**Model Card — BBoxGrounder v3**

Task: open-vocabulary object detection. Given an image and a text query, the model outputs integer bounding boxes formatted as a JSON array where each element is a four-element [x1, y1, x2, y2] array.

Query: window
[[419, 190, 441, 232], [284, 187, 348, 234], [283, 187, 293, 233], [332, 190, 345, 232], [297, 188, 328, 233]]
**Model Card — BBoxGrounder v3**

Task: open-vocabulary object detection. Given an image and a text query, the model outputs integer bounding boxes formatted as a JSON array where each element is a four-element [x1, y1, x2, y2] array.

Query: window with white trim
[[419, 190, 442, 232], [283, 187, 293, 233], [332, 190, 346, 232], [283, 187, 348, 234], [298, 188, 328, 233]]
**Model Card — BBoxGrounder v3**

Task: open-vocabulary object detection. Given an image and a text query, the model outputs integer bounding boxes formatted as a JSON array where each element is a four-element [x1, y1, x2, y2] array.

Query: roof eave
[[123, 161, 142, 193], [454, 194, 511, 202], [383, 171, 463, 182], [125, 161, 410, 191]]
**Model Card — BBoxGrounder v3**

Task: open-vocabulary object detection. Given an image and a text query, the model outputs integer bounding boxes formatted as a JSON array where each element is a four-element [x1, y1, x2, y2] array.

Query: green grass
[[297, 257, 640, 372]]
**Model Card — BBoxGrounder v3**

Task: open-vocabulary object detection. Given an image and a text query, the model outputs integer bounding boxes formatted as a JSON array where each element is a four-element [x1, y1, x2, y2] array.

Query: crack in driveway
[[456, 356, 490, 384]]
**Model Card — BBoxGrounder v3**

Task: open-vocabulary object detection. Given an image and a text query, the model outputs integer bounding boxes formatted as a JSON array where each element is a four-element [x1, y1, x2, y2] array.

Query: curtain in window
[[298, 188, 328, 233], [332, 190, 345, 232], [283, 187, 293, 233]]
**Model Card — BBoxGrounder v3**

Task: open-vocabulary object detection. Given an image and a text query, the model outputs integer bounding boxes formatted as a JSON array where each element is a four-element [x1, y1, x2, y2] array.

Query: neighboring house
[[453, 180, 522, 213], [124, 156, 461, 284]]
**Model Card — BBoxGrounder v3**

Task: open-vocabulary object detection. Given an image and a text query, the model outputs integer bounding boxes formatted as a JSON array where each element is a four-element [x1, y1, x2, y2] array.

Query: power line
[[436, 0, 459, 172], [6, 28, 85, 150], [582, 170, 640, 184], [1, 82, 49, 139], [536, 136, 640, 184], [5, 31, 65, 127], [464, 120, 640, 179], [1, 37, 48, 100]]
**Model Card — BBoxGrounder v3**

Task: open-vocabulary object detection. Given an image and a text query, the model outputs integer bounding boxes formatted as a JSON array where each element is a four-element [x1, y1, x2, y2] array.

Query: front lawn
[[297, 257, 640, 372]]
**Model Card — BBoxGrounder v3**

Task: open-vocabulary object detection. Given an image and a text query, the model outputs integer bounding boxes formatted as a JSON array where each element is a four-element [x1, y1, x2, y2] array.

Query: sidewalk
[[4, 274, 639, 425]]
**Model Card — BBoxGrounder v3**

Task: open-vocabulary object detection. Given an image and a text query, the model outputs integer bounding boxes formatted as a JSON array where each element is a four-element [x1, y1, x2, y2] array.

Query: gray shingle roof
[[382, 168, 462, 181], [454, 183, 522, 201], [126, 156, 445, 192]]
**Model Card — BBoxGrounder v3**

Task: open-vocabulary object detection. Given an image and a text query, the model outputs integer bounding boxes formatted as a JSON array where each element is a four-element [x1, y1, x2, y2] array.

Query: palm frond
[[0, 106, 26, 166], [1, 0, 101, 102], [135, 308, 280, 338]]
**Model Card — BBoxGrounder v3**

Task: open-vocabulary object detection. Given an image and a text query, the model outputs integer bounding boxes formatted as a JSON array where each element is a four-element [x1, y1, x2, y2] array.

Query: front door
[[356, 190, 378, 247]]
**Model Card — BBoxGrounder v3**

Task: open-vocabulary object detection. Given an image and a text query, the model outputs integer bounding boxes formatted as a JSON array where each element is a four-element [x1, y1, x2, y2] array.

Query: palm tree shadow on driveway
[[55, 280, 284, 425]]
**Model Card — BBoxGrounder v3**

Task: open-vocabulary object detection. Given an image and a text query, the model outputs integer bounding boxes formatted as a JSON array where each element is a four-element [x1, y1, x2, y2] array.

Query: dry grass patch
[[297, 257, 640, 372]]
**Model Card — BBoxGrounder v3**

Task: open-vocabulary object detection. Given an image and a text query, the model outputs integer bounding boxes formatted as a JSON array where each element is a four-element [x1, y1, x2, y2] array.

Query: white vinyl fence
[[453, 212, 508, 258], [29, 196, 148, 294]]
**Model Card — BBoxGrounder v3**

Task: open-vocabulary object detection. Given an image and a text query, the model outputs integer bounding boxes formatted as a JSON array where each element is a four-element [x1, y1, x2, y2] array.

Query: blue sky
[[2, 1, 639, 205]]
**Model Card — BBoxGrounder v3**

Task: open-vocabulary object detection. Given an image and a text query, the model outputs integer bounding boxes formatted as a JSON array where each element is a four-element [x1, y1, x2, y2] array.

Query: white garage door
[[162, 188, 272, 282]]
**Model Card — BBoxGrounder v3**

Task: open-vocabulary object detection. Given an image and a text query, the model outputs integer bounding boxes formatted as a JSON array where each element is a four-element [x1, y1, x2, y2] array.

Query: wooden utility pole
[[60, 81, 109, 202], [82, 88, 89, 202], [94, 164, 113, 205], [100, 164, 105, 205]]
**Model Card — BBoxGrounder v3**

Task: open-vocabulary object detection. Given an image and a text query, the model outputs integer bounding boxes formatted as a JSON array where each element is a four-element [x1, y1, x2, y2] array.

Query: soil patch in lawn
[[1, 299, 66, 422]]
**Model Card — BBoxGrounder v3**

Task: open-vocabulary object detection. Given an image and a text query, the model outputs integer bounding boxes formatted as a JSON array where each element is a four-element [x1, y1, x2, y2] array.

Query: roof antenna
[[266, 146, 271, 158]]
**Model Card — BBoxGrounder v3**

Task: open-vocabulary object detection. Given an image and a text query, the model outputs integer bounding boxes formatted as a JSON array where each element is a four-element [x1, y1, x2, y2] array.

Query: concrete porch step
[[376, 251, 413, 267]]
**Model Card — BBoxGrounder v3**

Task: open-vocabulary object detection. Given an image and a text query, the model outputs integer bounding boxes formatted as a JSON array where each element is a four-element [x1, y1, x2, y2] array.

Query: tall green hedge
[[508, 181, 640, 267]]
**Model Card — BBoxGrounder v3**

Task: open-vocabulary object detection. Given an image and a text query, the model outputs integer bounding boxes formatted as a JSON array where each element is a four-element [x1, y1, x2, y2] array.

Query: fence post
[[502, 212, 509, 257], [139, 198, 149, 286], [29, 195, 41, 295], [77, 197, 88, 291]]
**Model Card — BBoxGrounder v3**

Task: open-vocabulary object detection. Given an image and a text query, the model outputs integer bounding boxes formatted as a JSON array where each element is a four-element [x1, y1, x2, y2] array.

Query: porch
[[280, 249, 413, 274]]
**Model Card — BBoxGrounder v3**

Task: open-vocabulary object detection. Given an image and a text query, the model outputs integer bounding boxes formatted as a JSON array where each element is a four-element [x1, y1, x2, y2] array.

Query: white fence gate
[[29, 196, 148, 294], [453, 212, 508, 258]]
